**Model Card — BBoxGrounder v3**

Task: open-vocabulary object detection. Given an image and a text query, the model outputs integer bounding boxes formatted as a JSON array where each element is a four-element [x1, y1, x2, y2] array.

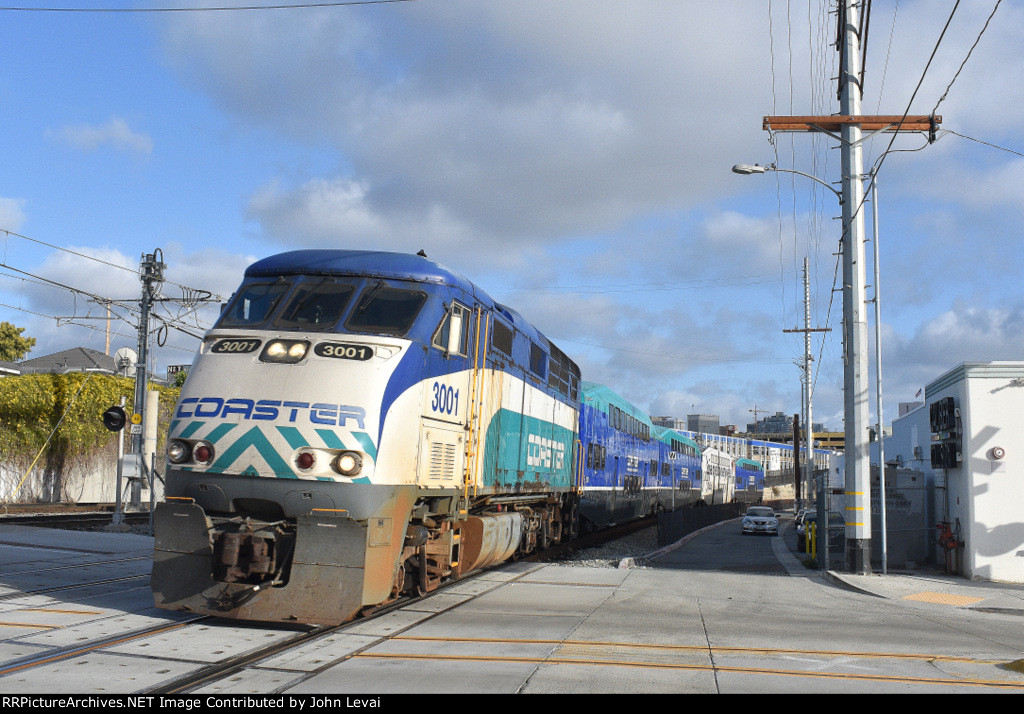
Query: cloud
[[0, 197, 27, 232], [160, 1, 774, 253], [0, 245, 256, 370], [147, 1, 1024, 432], [48, 117, 153, 156]]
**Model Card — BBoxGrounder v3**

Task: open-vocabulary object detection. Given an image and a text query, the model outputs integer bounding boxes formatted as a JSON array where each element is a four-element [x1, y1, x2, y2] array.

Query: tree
[[0, 321, 36, 361]]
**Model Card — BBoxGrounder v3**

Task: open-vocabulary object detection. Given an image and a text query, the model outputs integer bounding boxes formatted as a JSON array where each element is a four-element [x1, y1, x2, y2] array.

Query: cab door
[[418, 301, 473, 488]]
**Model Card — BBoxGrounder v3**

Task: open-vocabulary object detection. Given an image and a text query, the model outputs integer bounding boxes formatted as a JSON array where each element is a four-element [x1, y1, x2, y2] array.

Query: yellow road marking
[[355, 650, 1024, 690], [0, 622, 60, 630], [393, 636, 1000, 663], [903, 591, 986, 606]]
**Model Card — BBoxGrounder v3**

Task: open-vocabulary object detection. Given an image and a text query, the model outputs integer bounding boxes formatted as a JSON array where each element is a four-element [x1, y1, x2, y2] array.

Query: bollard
[[808, 522, 816, 559]]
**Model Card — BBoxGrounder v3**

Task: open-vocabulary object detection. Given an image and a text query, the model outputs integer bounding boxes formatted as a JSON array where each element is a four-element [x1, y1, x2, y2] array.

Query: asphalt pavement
[[645, 513, 1024, 618]]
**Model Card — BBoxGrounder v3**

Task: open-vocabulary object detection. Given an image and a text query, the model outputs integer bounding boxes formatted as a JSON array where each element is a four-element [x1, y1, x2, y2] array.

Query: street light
[[734, 161, 837, 571], [735, 159, 885, 575], [731, 163, 843, 203]]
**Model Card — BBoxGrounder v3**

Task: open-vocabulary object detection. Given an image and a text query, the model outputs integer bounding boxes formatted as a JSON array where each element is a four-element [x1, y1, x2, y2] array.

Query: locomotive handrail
[[574, 438, 584, 494], [463, 306, 483, 500]]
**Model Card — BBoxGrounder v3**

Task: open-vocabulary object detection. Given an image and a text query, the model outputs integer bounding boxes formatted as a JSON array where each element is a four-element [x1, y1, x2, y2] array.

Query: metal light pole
[[870, 172, 887, 575], [734, 165, 834, 569]]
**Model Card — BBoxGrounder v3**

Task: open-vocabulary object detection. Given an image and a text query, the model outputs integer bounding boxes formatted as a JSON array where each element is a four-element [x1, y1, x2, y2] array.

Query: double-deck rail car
[[152, 250, 581, 625], [699, 447, 735, 505], [734, 457, 765, 504], [651, 426, 702, 511], [577, 382, 664, 528]]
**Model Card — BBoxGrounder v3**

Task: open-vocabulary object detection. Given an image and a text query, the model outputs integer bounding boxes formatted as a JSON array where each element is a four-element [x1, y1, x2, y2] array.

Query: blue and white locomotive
[[153, 250, 581, 624], [152, 249, 764, 625]]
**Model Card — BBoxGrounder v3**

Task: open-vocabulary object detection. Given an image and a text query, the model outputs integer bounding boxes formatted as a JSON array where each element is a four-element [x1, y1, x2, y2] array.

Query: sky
[[1, 0, 1022, 434]]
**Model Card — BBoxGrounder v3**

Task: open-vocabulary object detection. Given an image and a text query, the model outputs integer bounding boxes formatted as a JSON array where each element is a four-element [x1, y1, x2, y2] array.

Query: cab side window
[[432, 302, 471, 356]]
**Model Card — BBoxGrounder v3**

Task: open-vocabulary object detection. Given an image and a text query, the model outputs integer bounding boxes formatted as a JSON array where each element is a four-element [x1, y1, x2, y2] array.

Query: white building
[[840, 362, 1024, 583]]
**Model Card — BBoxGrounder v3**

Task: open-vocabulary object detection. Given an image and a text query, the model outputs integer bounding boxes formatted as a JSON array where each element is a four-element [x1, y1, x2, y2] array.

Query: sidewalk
[[775, 518, 1024, 616], [645, 516, 1024, 617]]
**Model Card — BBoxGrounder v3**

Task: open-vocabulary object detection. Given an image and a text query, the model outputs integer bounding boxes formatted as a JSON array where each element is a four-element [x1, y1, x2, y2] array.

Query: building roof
[[16, 347, 116, 375]]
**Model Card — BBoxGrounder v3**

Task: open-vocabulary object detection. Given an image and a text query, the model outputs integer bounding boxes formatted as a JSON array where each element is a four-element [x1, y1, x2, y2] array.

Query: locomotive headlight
[[193, 441, 215, 466], [260, 339, 310, 364], [333, 451, 363, 477], [167, 440, 191, 464]]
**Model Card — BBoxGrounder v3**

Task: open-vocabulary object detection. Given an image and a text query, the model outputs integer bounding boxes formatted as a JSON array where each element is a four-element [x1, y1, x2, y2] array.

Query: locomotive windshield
[[218, 280, 289, 327], [215, 276, 428, 337], [274, 280, 356, 331], [345, 284, 427, 335]]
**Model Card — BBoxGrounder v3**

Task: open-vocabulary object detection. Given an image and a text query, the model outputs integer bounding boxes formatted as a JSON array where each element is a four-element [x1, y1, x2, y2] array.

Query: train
[[151, 249, 807, 625]]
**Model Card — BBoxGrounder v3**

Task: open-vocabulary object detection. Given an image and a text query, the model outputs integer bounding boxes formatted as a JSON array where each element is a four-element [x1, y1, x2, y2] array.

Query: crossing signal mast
[[126, 250, 166, 509], [763, 1, 939, 574]]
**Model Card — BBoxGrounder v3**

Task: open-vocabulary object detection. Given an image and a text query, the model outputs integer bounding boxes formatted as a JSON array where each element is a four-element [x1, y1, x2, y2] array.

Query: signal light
[[102, 406, 127, 432], [296, 451, 316, 471], [193, 441, 215, 465]]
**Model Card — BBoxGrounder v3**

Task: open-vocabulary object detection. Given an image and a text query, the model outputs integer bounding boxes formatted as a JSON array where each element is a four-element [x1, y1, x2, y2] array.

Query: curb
[[635, 517, 742, 567]]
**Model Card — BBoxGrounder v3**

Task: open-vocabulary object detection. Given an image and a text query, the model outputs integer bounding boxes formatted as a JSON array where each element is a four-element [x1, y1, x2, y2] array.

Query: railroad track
[[528, 515, 657, 562], [0, 512, 656, 694], [0, 507, 152, 529]]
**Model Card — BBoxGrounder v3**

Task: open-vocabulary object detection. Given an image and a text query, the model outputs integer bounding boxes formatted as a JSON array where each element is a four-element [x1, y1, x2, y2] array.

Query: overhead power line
[[0, 0, 416, 11], [1, 228, 224, 301]]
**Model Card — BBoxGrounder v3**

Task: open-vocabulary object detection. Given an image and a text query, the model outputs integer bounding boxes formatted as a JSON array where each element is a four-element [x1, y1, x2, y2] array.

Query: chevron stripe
[[277, 426, 309, 450], [209, 426, 296, 478]]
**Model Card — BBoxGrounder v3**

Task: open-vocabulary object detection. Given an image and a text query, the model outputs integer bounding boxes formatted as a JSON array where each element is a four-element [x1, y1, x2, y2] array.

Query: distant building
[[687, 414, 720, 435], [0, 361, 20, 376], [10, 347, 169, 385], [747, 411, 824, 435], [17, 347, 115, 375], [899, 401, 924, 417], [651, 416, 686, 431]]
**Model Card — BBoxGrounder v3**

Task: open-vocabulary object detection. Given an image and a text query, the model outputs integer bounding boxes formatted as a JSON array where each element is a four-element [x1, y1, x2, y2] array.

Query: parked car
[[741, 506, 779, 536], [796, 511, 845, 551]]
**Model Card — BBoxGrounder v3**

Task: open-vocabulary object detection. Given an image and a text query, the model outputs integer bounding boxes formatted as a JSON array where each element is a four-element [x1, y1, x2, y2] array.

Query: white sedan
[[741, 506, 779, 536]]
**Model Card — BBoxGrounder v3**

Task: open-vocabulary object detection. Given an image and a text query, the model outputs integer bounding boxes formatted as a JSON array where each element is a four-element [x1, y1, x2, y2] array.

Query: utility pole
[[763, 2, 939, 573], [128, 250, 165, 508], [784, 258, 830, 516]]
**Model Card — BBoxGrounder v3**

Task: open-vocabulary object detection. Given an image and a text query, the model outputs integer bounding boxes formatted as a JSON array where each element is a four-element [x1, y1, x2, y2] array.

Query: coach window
[[346, 284, 427, 336], [432, 302, 471, 356], [218, 280, 290, 328]]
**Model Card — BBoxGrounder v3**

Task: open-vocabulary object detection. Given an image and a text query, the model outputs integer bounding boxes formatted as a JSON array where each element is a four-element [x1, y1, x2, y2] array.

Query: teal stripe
[[352, 432, 377, 462], [316, 429, 346, 449], [277, 426, 309, 450], [179, 420, 206, 439], [206, 423, 237, 444], [211, 426, 295, 478]]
